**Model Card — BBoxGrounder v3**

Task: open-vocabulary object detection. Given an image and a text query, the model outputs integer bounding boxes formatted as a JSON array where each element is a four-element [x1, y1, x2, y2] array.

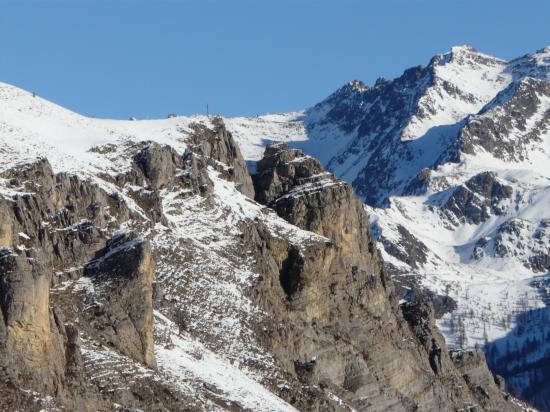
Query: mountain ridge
[[0, 98, 521, 411], [0, 43, 548, 410]]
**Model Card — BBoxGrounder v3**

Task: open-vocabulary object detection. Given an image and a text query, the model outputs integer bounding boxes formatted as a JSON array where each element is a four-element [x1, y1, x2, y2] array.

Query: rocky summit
[[0, 44, 546, 412]]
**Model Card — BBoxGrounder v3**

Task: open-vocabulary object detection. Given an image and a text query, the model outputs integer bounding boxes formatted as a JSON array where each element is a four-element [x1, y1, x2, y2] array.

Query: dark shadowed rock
[[381, 224, 429, 269], [443, 171, 513, 225], [449, 78, 550, 162]]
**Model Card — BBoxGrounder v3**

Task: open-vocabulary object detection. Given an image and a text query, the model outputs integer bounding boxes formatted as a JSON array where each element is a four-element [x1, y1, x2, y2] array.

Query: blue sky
[[1, 0, 549, 119]]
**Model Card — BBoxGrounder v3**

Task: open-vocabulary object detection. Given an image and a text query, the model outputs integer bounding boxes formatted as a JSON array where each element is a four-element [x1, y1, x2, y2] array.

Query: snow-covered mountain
[[220, 45, 550, 409], [1, 79, 528, 411], [0, 44, 547, 411]]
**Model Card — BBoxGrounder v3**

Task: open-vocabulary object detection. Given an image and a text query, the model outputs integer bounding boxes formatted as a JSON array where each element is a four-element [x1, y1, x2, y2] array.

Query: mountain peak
[[450, 44, 478, 54], [346, 79, 368, 92], [438, 44, 508, 68]]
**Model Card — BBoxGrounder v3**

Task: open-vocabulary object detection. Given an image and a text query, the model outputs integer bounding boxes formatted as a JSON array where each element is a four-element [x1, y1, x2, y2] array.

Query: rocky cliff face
[[0, 80, 534, 410], [249, 143, 519, 411], [445, 77, 550, 163], [83, 232, 156, 367], [0, 158, 162, 410]]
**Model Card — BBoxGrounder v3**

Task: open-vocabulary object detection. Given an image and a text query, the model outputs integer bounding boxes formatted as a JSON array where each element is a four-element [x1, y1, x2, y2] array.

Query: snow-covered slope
[[0, 82, 206, 176], [224, 46, 548, 200]]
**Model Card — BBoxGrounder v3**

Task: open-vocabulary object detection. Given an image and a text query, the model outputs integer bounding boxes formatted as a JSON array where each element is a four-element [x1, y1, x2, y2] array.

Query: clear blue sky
[[1, 0, 549, 119]]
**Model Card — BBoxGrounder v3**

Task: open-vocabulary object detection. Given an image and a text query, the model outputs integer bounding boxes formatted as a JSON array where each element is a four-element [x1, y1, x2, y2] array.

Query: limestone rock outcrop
[[0, 248, 66, 392], [0, 159, 158, 410], [250, 143, 520, 411], [188, 117, 255, 198], [83, 232, 156, 367]]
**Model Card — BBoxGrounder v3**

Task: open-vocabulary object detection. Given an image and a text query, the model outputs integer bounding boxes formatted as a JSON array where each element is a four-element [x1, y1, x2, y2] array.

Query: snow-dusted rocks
[[0, 81, 523, 410], [441, 171, 513, 225], [446, 76, 550, 163], [472, 218, 550, 272]]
